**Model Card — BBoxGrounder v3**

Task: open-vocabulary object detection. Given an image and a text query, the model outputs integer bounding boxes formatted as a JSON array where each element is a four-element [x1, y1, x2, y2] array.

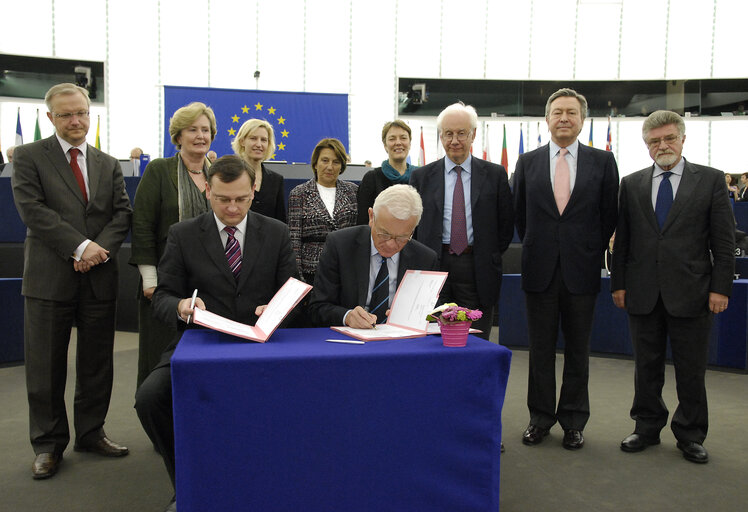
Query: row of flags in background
[[416, 117, 613, 170], [10, 108, 101, 149]]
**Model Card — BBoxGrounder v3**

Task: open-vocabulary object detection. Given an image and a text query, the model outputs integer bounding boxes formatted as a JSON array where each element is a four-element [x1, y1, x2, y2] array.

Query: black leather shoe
[[677, 441, 709, 464], [500, 442, 505, 453], [562, 429, 584, 450], [620, 433, 660, 453], [74, 436, 129, 457], [522, 424, 550, 445], [32, 453, 62, 479]]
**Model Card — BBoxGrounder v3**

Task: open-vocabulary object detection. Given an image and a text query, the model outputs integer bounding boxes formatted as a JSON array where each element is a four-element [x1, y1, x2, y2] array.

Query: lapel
[[169, 155, 179, 191], [633, 166, 659, 233], [308, 179, 335, 226], [566, 143, 590, 214], [86, 146, 101, 207], [533, 144, 558, 217], [355, 227, 372, 305], [198, 212, 237, 287], [237, 212, 263, 290], [469, 156, 484, 210], [430, 159, 446, 218], [662, 159, 700, 231], [42, 136, 87, 207]]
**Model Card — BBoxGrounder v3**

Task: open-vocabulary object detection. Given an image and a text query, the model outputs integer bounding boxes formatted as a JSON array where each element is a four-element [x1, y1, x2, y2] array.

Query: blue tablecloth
[[171, 328, 512, 512]]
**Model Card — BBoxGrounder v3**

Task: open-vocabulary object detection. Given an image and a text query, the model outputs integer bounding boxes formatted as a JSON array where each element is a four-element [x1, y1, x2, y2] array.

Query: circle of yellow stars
[[227, 102, 290, 160]]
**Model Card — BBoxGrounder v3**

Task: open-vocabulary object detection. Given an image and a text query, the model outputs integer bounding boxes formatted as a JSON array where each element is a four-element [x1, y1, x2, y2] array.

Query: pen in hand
[[363, 306, 377, 329], [186, 288, 198, 324]]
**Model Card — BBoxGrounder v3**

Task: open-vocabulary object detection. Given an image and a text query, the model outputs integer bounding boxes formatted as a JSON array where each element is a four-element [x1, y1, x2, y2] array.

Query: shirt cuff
[[72, 239, 91, 261], [138, 264, 158, 290]]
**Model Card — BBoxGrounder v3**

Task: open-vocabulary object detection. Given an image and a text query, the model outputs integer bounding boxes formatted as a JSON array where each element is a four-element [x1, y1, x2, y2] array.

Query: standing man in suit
[[309, 184, 438, 327], [612, 110, 734, 464], [12, 83, 132, 479], [738, 172, 748, 201], [513, 88, 619, 450], [135, 155, 298, 512], [410, 102, 514, 340]]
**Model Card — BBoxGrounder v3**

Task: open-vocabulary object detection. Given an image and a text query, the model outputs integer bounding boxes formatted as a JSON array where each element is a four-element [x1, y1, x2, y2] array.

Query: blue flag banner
[[163, 86, 349, 163]]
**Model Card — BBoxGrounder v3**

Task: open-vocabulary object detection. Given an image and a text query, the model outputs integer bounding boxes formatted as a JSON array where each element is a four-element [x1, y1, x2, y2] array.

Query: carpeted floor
[[1, 329, 747, 512]]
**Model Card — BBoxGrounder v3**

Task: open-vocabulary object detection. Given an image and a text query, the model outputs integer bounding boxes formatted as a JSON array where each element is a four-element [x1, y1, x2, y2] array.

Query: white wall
[[2, 0, 748, 178]]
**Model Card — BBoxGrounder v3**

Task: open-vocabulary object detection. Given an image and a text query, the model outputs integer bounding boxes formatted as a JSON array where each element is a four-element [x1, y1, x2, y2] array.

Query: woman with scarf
[[129, 102, 216, 388], [356, 120, 417, 225]]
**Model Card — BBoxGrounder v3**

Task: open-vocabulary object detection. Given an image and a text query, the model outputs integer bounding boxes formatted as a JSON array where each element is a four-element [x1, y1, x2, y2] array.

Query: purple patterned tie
[[224, 226, 242, 279], [450, 166, 468, 255]]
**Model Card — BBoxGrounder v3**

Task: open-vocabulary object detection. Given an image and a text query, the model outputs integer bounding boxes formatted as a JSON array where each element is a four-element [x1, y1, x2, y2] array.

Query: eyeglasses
[[213, 196, 252, 206], [374, 229, 413, 244], [646, 134, 680, 148], [52, 111, 90, 120], [440, 130, 471, 142]]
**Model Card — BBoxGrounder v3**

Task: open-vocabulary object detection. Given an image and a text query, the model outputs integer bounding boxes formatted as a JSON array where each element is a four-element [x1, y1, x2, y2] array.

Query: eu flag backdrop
[[163, 86, 348, 163]]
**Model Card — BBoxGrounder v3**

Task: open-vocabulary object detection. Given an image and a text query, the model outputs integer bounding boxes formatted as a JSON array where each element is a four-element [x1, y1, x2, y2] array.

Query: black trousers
[[25, 276, 116, 455], [439, 249, 494, 340], [135, 363, 176, 488], [525, 266, 596, 431], [628, 297, 711, 443]]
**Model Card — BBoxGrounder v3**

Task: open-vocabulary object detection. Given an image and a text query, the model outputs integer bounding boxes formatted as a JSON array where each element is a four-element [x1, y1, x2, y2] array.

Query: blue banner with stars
[[163, 85, 348, 163]]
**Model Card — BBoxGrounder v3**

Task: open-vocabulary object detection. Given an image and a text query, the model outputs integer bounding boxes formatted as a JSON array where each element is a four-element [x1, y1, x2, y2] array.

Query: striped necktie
[[368, 256, 389, 323], [224, 226, 242, 279]]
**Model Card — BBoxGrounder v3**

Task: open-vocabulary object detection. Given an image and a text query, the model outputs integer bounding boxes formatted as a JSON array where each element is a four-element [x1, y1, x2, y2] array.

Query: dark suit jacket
[[12, 135, 132, 301], [513, 143, 619, 294], [250, 163, 287, 222], [308, 225, 439, 326], [152, 211, 298, 342], [611, 159, 735, 317], [409, 156, 514, 307]]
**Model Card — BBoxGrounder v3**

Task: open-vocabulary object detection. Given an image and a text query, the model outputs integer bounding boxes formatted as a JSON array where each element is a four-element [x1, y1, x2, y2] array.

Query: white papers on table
[[331, 270, 448, 341], [192, 277, 312, 342]]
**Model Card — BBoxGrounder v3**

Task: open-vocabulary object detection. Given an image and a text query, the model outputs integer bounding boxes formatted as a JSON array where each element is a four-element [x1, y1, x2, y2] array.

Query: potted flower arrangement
[[426, 303, 483, 347]]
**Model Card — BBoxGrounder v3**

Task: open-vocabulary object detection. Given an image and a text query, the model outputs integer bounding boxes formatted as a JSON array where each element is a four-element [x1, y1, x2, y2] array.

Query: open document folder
[[332, 270, 448, 341], [192, 277, 312, 342]]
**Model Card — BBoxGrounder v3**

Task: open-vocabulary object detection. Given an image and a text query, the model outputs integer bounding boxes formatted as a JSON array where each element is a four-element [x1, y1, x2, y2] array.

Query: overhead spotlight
[[410, 83, 427, 105], [74, 65, 91, 89]]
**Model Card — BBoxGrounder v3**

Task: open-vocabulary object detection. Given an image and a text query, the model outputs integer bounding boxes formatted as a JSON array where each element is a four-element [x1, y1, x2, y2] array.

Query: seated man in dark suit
[[309, 184, 438, 328], [135, 155, 298, 512]]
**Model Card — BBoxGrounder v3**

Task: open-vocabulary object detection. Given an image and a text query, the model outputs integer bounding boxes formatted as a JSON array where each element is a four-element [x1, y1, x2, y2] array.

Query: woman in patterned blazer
[[287, 138, 358, 284]]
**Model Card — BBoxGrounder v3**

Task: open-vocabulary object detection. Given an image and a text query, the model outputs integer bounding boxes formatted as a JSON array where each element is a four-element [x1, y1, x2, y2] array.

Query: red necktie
[[68, 148, 88, 202], [450, 166, 468, 255]]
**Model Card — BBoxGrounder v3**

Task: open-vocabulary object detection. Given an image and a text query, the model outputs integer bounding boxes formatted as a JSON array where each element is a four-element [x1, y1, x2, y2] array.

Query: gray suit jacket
[[12, 135, 132, 301], [410, 156, 514, 307], [611, 159, 735, 317], [307, 225, 439, 326]]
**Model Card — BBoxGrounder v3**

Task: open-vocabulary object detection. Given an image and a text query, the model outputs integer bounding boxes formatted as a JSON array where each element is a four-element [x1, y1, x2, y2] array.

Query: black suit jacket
[[513, 143, 619, 294], [307, 225, 439, 326], [152, 210, 298, 356], [611, 159, 735, 317], [409, 156, 514, 307], [12, 135, 132, 301]]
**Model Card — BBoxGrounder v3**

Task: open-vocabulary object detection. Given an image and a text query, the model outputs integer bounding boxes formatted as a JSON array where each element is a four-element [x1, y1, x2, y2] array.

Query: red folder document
[[192, 277, 312, 342], [331, 270, 448, 341]]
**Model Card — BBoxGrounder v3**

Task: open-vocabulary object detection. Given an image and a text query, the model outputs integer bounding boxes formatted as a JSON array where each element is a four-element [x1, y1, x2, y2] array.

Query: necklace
[[187, 169, 203, 175]]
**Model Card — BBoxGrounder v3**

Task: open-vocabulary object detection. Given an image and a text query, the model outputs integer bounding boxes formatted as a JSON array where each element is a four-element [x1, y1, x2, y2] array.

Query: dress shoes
[[677, 441, 709, 464], [522, 424, 550, 445], [32, 453, 62, 480], [74, 436, 129, 457], [562, 429, 584, 450], [500, 442, 505, 453], [620, 433, 660, 453]]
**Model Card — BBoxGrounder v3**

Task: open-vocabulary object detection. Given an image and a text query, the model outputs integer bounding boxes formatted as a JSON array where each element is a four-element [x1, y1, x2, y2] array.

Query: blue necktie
[[368, 257, 389, 324], [655, 171, 673, 230]]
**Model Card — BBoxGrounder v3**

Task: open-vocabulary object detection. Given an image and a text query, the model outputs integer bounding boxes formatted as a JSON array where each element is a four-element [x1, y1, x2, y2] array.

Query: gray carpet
[[1, 330, 747, 512]]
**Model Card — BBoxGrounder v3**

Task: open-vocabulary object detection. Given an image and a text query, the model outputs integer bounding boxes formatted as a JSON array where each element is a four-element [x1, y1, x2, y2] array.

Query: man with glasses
[[136, 155, 298, 511], [611, 110, 734, 464], [12, 83, 132, 479], [410, 102, 514, 340], [308, 184, 437, 328], [513, 88, 619, 451]]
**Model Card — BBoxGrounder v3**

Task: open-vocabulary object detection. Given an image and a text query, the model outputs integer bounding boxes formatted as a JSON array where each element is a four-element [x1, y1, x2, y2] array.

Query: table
[[171, 328, 512, 512], [499, 275, 748, 371]]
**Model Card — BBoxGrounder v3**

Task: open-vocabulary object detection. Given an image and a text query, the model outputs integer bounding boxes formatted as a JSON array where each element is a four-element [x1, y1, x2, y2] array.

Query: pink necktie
[[450, 166, 468, 255], [68, 148, 88, 203], [224, 226, 242, 279], [554, 148, 570, 214]]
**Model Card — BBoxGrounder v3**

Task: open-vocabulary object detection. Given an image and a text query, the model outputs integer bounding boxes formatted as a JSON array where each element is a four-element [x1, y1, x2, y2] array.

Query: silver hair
[[436, 102, 478, 133], [641, 110, 686, 140], [44, 83, 90, 111], [373, 184, 423, 223]]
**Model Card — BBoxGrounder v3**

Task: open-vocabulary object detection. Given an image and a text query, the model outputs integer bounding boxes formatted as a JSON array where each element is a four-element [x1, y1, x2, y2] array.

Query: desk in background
[[499, 275, 748, 371], [171, 328, 512, 512]]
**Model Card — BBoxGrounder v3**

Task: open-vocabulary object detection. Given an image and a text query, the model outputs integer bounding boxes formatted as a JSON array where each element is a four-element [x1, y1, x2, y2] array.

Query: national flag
[[588, 118, 594, 147], [606, 117, 612, 151], [418, 127, 425, 166], [537, 122, 541, 148], [15, 108, 23, 146], [518, 125, 524, 155], [500, 124, 508, 171], [95, 115, 101, 149], [34, 110, 41, 141], [482, 124, 491, 162], [164, 85, 348, 163]]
